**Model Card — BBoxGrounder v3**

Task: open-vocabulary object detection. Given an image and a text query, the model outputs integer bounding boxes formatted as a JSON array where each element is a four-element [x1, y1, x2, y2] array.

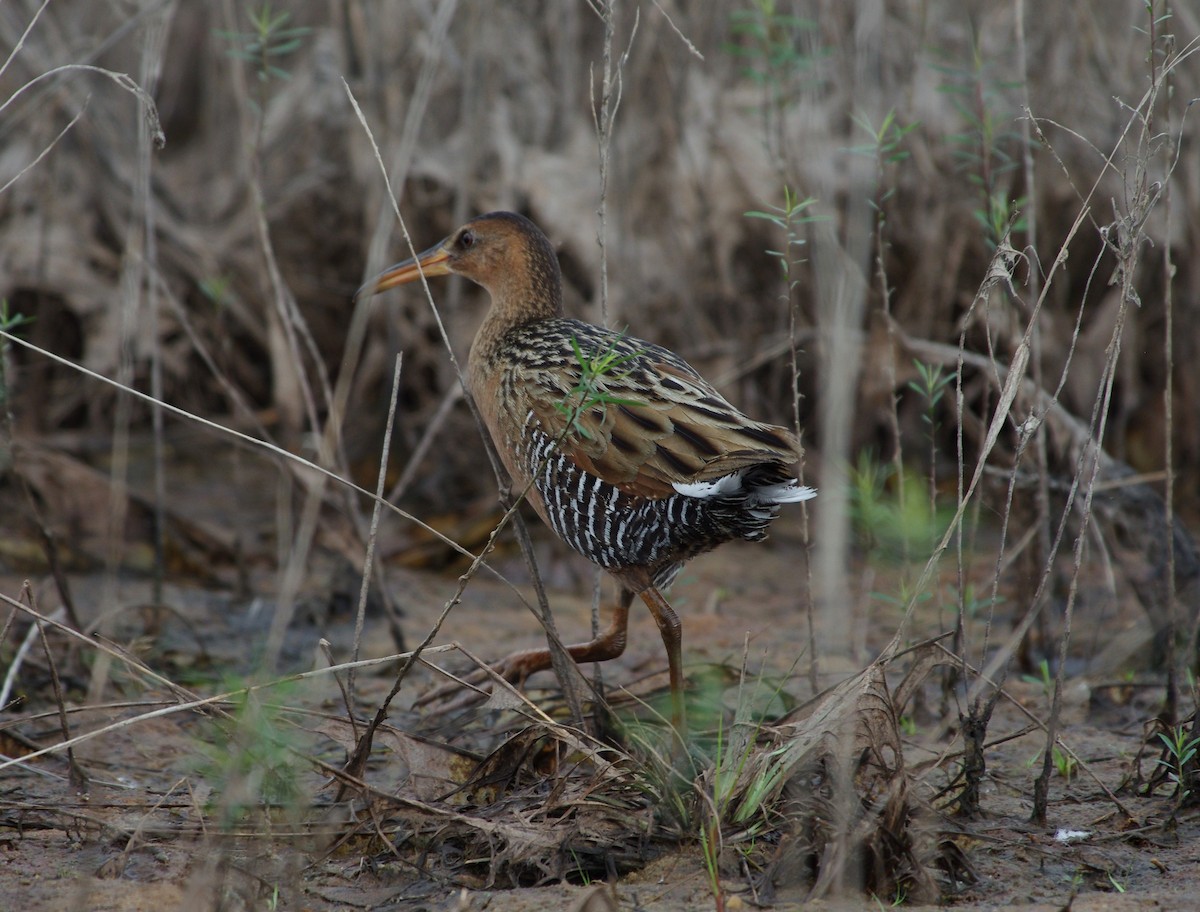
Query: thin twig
[[0, 589, 461, 775], [1032, 281, 1131, 824], [386, 383, 463, 503], [0, 0, 51, 82], [0, 64, 163, 144], [343, 78, 587, 731], [349, 353, 404, 703], [0, 102, 86, 196], [0, 330, 526, 598], [649, 0, 703, 60], [32, 585, 88, 790], [320, 638, 358, 742], [135, 8, 171, 605], [1156, 1, 1181, 725]]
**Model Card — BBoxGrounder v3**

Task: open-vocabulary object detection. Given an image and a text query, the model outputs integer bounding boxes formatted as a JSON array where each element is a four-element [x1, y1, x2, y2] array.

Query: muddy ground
[[1, 438, 1198, 912]]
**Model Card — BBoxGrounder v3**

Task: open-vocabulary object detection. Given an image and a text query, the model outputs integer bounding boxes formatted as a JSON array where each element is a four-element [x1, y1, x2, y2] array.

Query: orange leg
[[483, 589, 633, 685], [420, 582, 689, 749], [416, 592, 635, 711], [639, 586, 687, 743]]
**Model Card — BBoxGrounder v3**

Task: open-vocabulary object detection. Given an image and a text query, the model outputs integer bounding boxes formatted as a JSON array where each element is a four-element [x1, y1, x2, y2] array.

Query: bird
[[357, 211, 815, 736]]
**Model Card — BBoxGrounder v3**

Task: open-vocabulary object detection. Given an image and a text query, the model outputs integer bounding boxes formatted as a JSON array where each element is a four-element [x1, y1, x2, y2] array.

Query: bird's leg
[[638, 586, 687, 743], [494, 588, 633, 679], [415, 590, 633, 708]]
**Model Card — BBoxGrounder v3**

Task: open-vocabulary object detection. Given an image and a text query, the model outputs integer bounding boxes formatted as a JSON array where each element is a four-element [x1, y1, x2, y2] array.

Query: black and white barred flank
[[521, 422, 815, 581]]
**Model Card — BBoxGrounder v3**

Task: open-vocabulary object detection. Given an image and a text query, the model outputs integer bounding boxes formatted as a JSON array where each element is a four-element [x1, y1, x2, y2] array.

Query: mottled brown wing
[[520, 349, 802, 500]]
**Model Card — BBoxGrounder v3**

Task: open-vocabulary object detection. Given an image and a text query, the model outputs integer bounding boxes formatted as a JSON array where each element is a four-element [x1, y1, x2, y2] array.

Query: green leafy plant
[[0, 300, 33, 448], [849, 109, 920, 312], [849, 452, 951, 559], [849, 108, 920, 178], [1155, 725, 1200, 802], [1052, 746, 1077, 782], [216, 3, 310, 85], [1020, 658, 1054, 701], [745, 186, 820, 277], [199, 276, 233, 309], [747, 186, 823, 456], [907, 359, 954, 510], [190, 684, 308, 829], [697, 679, 791, 912], [0, 299, 33, 334], [1027, 745, 1076, 781], [555, 334, 642, 441], [617, 666, 795, 912], [907, 361, 952, 442], [726, 0, 822, 162], [847, 110, 919, 521], [870, 884, 910, 909], [955, 583, 1002, 620], [933, 36, 1029, 248], [727, 0, 817, 87], [698, 811, 724, 911], [568, 848, 593, 886]]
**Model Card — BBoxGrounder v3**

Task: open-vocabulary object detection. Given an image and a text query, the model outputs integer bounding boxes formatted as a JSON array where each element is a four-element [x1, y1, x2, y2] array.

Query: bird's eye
[[459, 230, 475, 249]]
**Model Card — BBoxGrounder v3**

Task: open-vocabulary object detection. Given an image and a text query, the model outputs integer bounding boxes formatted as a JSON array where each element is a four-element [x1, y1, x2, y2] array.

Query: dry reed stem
[[349, 352, 403, 701], [584, 0, 639, 711], [386, 384, 463, 502], [90, 9, 172, 706], [334, 0, 459, 472]]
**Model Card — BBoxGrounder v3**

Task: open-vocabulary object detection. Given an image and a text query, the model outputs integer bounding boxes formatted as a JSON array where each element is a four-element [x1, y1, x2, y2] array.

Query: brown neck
[[463, 212, 566, 381], [476, 226, 562, 343], [499, 216, 564, 324]]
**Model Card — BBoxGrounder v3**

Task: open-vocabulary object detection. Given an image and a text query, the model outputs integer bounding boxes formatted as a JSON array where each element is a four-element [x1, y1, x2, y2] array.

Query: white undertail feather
[[752, 481, 817, 504], [672, 470, 817, 504], [670, 473, 745, 499]]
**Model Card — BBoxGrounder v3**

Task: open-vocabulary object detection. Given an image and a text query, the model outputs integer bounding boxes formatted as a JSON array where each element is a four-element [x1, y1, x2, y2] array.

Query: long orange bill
[[354, 241, 452, 301]]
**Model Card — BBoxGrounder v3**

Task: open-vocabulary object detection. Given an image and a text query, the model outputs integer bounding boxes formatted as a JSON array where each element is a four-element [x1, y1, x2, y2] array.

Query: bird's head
[[355, 211, 563, 320]]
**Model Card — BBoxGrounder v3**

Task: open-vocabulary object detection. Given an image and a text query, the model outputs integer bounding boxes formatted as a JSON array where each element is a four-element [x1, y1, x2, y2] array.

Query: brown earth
[[1, 442, 1198, 912]]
